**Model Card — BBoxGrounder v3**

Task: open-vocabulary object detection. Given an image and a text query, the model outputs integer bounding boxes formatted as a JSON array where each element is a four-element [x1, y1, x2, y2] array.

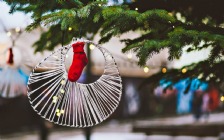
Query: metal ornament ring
[[27, 39, 122, 127]]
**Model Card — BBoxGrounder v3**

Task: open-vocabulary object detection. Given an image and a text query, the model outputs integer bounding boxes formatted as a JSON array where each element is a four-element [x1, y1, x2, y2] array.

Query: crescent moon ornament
[[27, 39, 122, 127]]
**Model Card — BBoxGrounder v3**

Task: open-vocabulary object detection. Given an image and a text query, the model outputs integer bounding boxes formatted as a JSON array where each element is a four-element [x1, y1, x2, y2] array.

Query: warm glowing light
[[127, 53, 132, 59], [198, 73, 203, 79], [61, 80, 66, 85], [209, 73, 214, 78], [15, 27, 21, 32], [53, 100, 57, 103], [135, 7, 138, 11], [216, 78, 220, 82], [220, 96, 224, 102], [53, 96, 58, 103], [60, 89, 65, 93], [52, 96, 58, 103], [182, 68, 187, 73], [7, 32, 11, 37], [61, 110, 65, 114], [168, 12, 173, 16], [143, 66, 149, 73], [89, 44, 95, 50], [56, 109, 60, 113], [53, 96, 58, 100], [56, 112, 61, 116], [162, 67, 167, 73], [206, 76, 210, 81], [68, 27, 72, 31]]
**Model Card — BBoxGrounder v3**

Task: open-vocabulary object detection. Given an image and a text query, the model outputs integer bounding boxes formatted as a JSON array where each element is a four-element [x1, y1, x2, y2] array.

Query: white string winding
[[27, 40, 122, 127]]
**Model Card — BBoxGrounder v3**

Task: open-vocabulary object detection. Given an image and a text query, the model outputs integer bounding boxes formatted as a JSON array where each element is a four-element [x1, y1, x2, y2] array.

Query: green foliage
[[33, 25, 65, 52], [7, 0, 105, 52], [3, 0, 224, 85]]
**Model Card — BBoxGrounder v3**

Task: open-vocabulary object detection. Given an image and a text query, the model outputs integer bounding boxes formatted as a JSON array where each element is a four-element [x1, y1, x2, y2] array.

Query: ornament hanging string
[[79, 27, 82, 38], [61, 30, 65, 47]]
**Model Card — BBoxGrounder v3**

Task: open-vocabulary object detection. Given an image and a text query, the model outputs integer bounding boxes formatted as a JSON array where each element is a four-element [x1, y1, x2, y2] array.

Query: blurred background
[[1, 0, 224, 140]]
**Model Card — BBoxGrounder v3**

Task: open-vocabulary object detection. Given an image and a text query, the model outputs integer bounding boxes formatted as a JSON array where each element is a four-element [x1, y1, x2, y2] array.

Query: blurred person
[[192, 89, 203, 121], [154, 85, 164, 97], [207, 84, 219, 111], [200, 84, 219, 122], [162, 86, 177, 99], [154, 82, 176, 99], [124, 82, 140, 117], [175, 79, 195, 114], [201, 91, 210, 122]]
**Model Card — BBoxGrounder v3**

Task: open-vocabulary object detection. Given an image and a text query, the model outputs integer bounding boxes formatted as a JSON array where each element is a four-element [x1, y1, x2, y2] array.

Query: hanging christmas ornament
[[27, 38, 122, 127], [0, 24, 32, 98], [0, 47, 29, 98]]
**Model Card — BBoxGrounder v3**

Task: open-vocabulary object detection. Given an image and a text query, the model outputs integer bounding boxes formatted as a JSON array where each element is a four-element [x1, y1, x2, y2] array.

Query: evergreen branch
[[4, 0, 224, 71], [181, 23, 224, 35]]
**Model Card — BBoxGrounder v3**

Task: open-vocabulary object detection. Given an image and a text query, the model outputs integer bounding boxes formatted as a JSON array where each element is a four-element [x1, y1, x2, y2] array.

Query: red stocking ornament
[[68, 42, 88, 82]]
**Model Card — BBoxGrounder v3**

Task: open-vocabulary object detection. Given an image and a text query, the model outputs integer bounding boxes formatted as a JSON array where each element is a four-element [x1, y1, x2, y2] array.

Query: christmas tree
[[3, 0, 224, 85]]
